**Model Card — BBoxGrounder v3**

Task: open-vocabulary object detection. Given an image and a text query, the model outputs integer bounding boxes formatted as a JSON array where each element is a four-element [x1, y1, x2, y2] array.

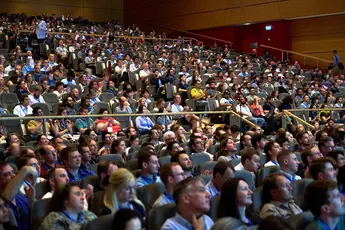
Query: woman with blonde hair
[[101, 168, 146, 224]]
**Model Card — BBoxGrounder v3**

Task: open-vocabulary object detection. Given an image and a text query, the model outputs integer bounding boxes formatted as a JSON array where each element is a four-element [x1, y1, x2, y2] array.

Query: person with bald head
[[39, 145, 60, 179], [115, 96, 133, 113]]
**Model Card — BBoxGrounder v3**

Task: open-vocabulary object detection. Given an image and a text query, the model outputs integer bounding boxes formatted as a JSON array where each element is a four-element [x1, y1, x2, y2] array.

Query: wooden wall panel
[[0, 0, 123, 22], [290, 15, 345, 63], [125, 0, 345, 31]]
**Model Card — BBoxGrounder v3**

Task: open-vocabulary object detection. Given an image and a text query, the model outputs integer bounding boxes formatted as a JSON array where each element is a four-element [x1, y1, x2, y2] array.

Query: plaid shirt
[[260, 200, 302, 219]]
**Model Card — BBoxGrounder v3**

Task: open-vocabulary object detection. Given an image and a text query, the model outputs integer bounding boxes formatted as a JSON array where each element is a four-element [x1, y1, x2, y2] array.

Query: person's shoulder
[[81, 210, 97, 220], [161, 216, 180, 230], [305, 219, 327, 230]]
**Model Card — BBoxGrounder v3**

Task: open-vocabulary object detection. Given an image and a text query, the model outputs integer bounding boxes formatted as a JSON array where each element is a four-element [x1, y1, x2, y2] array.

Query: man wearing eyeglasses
[[161, 177, 214, 230], [318, 136, 335, 157], [0, 162, 38, 230], [153, 163, 186, 209], [39, 145, 60, 178]]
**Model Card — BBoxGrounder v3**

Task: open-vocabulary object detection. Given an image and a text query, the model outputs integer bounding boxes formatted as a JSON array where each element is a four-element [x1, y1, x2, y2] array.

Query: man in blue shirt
[[136, 151, 161, 188], [60, 144, 95, 182], [305, 180, 345, 230], [153, 163, 186, 209], [333, 50, 341, 67], [300, 95, 311, 109], [161, 177, 214, 230]]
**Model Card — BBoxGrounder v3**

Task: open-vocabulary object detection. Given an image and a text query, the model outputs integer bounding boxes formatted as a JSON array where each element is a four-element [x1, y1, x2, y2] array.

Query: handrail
[[283, 110, 315, 129], [229, 110, 256, 127], [148, 23, 233, 44], [181, 37, 203, 45], [260, 44, 332, 63], [0, 110, 257, 128], [17, 30, 186, 42]]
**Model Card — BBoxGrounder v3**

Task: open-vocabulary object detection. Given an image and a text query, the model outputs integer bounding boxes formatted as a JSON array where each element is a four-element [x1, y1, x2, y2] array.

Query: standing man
[[35, 16, 46, 57], [333, 50, 341, 67]]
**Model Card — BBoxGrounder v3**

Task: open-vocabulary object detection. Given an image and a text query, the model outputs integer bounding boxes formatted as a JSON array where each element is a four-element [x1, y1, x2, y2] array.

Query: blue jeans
[[247, 117, 265, 127]]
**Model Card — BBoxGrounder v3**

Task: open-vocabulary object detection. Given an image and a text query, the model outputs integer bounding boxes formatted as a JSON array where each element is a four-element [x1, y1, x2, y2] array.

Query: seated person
[[27, 107, 54, 140], [309, 158, 337, 181], [75, 106, 97, 134], [205, 161, 234, 198], [277, 150, 301, 182], [298, 145, 322, 178], [28, 85, 46, 105], [39, 145, 60, 178], [216, 137, 239, 162], [96, 160, 119, 192], [171, 151, 194, 178], [13, 95, 33, 117], [234, 149, 260, 175], [161, 177, 214, 230], [0, 163, 37, 230], [40, 183, 97, 230], [218, 178, 256, 227], [60, 144, 95, 182], [153, 163, 186, 209], [42, 167, 69, 199], [112, 209, 142, 230], [260, 173, 302, 219], [101, 168, 146, 225], [263, 141, 281, 167], [190, 80, 207, 111], [95, 108, 121, 133], [305, 180, 345, 230], [136, 151, 161, 188]]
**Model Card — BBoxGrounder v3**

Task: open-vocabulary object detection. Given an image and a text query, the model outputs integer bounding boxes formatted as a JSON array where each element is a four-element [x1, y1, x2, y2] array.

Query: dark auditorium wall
[[0, 0, 123, 22]]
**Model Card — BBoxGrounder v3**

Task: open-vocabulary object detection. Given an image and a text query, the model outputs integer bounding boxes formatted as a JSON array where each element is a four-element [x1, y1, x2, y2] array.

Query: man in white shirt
[[170, 94, 199, 129], [13, 95, 33, 117], [236, 96, 265, 127], [139, 63, 151, 86], [129, 56, 141, 72], [35, 16, 46, 57], [205, 161, 234, 198], [153, 163, 186, 209], [264, 141, 282, 167], [28, 86, 46, 105], [4, 56, 15, 75], [234, 149, 260, 175], [277, 150, 301, 182]]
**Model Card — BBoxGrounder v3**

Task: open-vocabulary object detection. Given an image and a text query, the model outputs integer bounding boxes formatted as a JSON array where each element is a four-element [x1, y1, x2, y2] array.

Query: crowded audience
[[0, 11, 344, 230]]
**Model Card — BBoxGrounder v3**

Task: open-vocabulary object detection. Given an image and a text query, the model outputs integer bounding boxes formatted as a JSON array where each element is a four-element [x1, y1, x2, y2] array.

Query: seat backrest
[[82, 214, 113, 230], [258, 166, 280, 187], [31, 103, 50, 115], [191, 153, 211, 168], [234, 170, 255, 190], [159, 156, 171, 167], [195, 161, 217, 175], [42, 93, 59, 103], [252, 186, 263, 215], [230, 158, 241, 168], [206, 195, 220, 222], [136, 182, 165, 211], [31, 198, 51, 230], [125, 159, 139, 171], [89, 190, 105, 217], [5, 156, 17, 164], [35, 181, 50, 200], [147, 203, 176, 230], [292, 179, 313, 211], [207, 144, 219, 155], [99, 154, 123, 162], [79, 175, 100, 190]]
